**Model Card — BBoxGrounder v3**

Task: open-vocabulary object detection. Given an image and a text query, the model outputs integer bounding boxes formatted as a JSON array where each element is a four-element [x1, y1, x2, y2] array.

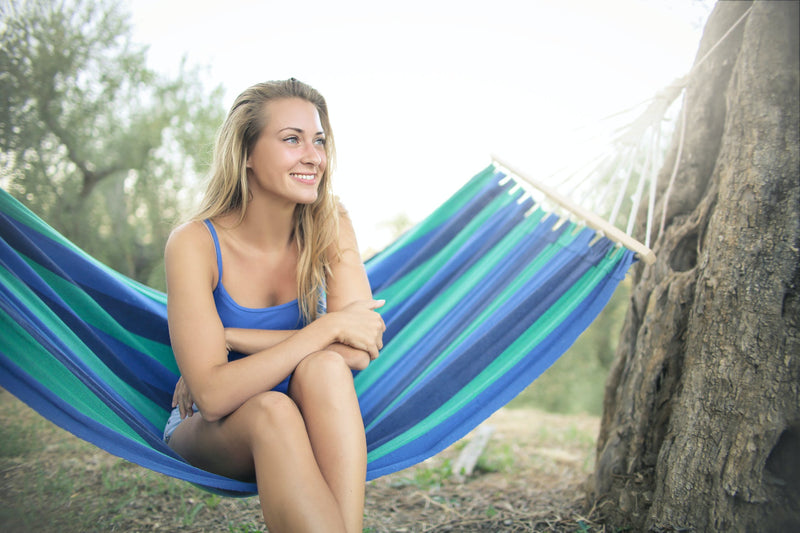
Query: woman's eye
[[314, 137, 326, 146], [283, 136, 299, 144]]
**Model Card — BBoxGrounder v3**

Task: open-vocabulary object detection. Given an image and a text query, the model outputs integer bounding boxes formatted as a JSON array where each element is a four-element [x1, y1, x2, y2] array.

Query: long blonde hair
[[194, 79, 339, 323]]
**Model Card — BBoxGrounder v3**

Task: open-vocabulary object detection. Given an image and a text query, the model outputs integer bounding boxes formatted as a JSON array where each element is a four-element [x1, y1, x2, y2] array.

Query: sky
[[128, 0, 713, 253]]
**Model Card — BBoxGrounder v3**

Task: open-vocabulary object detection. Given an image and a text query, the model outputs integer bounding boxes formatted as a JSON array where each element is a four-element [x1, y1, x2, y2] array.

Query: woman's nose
[[302, 143, 323, 165]]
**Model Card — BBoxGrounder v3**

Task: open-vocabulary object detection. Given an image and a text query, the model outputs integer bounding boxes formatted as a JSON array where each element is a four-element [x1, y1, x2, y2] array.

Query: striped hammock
[[0, 164, 636, 495]]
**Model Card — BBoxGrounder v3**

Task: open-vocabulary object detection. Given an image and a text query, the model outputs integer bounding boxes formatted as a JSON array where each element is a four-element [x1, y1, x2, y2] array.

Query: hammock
[[0, 164, 640, 495]]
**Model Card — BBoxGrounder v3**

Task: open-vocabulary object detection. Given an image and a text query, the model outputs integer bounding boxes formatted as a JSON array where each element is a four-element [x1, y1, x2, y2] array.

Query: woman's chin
[[294, 192, 319, 205]]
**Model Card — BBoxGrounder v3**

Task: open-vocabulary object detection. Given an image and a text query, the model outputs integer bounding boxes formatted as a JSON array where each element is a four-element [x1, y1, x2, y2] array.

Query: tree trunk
[[592, 1, 800, 531]]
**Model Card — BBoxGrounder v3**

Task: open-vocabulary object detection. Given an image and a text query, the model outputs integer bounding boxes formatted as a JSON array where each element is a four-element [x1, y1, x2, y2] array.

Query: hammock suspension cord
[[491, 155, 656, 265]]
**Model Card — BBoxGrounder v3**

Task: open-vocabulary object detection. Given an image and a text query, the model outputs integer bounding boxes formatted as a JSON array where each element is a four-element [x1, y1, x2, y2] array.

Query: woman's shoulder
[[166, 220, 215, 261], [165, 220, 220, 288], [168, 219, 209, 244]]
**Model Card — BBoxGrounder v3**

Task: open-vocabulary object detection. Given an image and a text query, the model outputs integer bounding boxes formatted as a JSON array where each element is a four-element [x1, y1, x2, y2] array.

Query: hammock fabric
[[0, 165, 635, 495]]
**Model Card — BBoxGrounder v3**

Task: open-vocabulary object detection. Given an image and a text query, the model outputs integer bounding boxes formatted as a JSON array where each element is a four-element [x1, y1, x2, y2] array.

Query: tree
[[592, 1, 799, 530], [0, 0, 224, 287]]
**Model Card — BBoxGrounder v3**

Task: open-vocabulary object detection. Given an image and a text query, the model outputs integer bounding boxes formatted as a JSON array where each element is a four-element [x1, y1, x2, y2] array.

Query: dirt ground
[[362, 408, 604, 532], [1, 390, 606, 532]]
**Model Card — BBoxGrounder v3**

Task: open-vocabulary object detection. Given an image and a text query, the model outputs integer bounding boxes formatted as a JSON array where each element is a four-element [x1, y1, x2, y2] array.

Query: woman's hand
[[171, 376, 195, 419], [325, 299, 386, 360]]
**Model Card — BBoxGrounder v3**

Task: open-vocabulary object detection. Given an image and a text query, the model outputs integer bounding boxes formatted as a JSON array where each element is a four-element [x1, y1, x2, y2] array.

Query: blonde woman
[[163, 79, 385, 533]]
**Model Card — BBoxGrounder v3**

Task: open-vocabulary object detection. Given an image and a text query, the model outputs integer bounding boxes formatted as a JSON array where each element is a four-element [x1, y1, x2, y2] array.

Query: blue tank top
[[204, 219, 304, 392]]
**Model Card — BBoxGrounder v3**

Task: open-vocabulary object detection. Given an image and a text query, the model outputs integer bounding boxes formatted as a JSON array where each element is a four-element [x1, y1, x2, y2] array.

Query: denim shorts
[[162, 404, 198, 444]]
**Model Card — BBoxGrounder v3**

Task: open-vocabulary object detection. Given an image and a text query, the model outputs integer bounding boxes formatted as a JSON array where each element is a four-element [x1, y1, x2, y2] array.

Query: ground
[[0, 389, 607, 532]]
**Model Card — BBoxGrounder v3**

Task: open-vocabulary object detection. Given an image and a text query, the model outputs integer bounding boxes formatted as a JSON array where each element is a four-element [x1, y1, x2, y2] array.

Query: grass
[[227, 523, 265, 533], [389, 458, 455, 491], [475, 442, 515, 474], [0, 388, 265, 532], [363, 406, 604, 532], [1, 386, 605, 532]]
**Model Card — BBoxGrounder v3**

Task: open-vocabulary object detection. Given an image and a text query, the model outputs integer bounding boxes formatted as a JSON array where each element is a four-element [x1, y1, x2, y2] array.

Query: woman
[[163, 78, 385, 533]]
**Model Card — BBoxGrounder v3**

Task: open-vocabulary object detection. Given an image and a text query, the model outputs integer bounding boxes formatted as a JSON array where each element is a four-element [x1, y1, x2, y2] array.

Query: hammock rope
[[1, 164, 640, 495], [491, 157, 656, 265]]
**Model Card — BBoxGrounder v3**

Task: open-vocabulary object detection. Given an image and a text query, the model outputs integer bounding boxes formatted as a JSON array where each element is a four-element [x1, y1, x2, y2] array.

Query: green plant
[[414, 458, 453, 490], [390, 458, 454, 490], [204, 493, 222, 509], [182, 500, 206, 526], [475, 443, 515, 474]]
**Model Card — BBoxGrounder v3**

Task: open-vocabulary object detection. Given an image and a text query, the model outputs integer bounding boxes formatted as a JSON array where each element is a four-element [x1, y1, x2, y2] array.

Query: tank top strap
[[203, 219, 223, 281]]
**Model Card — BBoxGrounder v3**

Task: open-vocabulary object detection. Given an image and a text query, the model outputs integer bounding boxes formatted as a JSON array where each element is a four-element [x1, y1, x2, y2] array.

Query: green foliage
[[0, 0, 224, 287], [379, 212, 414, 239], [204, 492, 222, 509], [475, 443, 515, 474], [181, 500, 207, 527], [508, 279, 630, 415], [390, 458, 454, 490]]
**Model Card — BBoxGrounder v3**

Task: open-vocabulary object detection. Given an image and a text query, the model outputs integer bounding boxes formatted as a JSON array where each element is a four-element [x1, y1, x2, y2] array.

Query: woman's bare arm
[[325, 206, 383, 370], [224, 328, 296, 355]]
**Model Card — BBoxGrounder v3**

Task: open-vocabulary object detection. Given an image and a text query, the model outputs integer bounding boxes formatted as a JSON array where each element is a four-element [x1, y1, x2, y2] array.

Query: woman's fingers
[[329, 299, 387, 358], [172, 377, 194, 419], [367, 344, 379, 361]]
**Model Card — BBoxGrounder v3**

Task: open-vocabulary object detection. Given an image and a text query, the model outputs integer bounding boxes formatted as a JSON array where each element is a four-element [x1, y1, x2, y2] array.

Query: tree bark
[[592, 1, 800, 531]]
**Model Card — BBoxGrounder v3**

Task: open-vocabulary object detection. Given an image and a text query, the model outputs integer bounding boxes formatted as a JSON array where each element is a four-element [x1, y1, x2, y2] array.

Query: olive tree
[[0, 0, 223, 286], [593, 1, 799, 530]]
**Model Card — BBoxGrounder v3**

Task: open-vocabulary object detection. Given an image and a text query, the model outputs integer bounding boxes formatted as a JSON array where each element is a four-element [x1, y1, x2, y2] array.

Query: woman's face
[[246, 97, 327, 206]]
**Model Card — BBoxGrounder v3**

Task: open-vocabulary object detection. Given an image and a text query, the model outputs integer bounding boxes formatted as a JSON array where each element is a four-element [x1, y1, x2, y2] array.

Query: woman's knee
[[293, 350, 353, 389], [239, 391, 303, 435]]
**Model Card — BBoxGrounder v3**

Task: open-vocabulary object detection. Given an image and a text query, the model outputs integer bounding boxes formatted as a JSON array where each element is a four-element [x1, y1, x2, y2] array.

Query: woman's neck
[[225, 196, 296, 252]]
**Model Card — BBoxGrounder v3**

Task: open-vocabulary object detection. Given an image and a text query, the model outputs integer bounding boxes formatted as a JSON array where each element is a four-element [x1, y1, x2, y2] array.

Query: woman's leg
[[167, 390, 347, 533], [289, 350, 367, 533]]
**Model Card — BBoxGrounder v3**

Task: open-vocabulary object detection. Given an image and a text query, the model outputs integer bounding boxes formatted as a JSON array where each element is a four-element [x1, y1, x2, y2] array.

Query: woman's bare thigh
[[167, 391, 300, 482]]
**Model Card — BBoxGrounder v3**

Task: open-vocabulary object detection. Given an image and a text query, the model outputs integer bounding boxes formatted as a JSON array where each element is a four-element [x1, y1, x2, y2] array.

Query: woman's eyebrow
[[278, 127, 325, 136]]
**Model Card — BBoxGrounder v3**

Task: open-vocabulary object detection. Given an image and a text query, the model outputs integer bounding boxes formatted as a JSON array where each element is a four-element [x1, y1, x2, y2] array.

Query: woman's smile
[[290, 172, 318, 184]]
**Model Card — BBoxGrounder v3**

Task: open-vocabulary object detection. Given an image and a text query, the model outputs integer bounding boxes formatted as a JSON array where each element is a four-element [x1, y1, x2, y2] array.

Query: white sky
[[128, 0, 712, 253]]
